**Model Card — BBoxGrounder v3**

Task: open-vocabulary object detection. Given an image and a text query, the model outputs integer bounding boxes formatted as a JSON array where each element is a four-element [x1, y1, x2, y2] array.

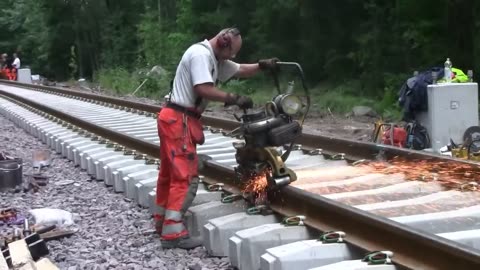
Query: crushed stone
[[0, 114, 230, 269]]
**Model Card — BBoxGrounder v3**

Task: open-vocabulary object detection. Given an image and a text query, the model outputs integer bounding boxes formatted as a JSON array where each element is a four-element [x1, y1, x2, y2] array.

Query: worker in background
[[0, 54, 7, 79], [12, 53, 20, 69], [3, 54, 16, 81], [0, 53, 7, 69], [155, 27, 279, 249]]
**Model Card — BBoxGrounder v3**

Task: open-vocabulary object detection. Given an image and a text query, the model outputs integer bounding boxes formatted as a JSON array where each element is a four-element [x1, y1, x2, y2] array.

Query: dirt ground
[[202, 107, 376, 141], [52, 81, 378, 142]]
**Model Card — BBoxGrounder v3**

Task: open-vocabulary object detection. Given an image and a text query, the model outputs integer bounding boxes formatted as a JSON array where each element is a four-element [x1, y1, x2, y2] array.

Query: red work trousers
[[3, 68, 16, 81], [154, 107, 203, 240], [10, 69, 16, 81]]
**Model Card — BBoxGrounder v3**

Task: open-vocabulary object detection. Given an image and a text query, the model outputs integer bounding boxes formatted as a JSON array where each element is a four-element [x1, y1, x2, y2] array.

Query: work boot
[[160, 235, 203, 250], [154, 221, 163, 235], [153, 214, 163, 235]]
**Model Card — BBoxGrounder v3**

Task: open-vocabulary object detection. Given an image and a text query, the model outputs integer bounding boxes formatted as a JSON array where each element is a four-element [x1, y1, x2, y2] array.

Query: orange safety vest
[[3, 68, 10, 80], [5, 68, 17, 81], [0, 69, 6, 80]]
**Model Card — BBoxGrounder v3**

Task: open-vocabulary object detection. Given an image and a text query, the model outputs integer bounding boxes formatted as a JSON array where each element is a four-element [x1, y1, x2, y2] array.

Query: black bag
[[405, 122, 430, 150]]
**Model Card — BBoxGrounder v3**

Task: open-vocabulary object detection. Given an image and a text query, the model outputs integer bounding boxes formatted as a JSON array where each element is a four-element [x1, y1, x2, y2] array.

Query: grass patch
[[220, 78, 402, 120], [308, 79, 403, 120], [94, 68, 138, 95], [93, 67, 403, 121], [94, 67, 172, 100]]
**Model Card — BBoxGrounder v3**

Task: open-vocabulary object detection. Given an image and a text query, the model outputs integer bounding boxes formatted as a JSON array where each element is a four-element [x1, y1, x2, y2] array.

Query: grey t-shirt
[[169, 39, 240, 112]]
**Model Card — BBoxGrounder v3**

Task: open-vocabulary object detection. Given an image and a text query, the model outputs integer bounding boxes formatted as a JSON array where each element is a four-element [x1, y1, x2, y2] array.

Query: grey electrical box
[[416, 83, 479, 152], [17, 68, 32, 84]]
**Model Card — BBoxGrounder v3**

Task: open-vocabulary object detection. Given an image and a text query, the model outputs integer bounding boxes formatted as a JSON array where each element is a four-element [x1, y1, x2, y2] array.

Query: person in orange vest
[[10, 53, 19, 80], [0, 53, 8, 79], [12, 53, 20, 70], [0, 53, 7, 69], [9, 68, 17, 81], [155, 27, 279, 249], [2, 55, 16, 81]]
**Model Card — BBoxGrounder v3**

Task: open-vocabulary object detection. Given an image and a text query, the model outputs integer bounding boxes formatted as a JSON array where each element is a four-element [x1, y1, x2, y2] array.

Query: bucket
[[0, 158, 23, 191]]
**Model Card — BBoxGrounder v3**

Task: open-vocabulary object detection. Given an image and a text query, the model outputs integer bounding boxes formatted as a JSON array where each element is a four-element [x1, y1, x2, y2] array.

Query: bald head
[[210, 28, 242, 61]]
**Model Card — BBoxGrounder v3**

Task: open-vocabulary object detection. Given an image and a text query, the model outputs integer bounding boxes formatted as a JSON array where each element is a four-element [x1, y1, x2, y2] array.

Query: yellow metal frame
[[451, 146, 480, 161], [260, 147, 298, 183]]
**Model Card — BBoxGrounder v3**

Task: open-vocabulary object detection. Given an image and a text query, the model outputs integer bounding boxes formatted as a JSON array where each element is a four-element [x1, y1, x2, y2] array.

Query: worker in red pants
[[154, 27, 279, 249]]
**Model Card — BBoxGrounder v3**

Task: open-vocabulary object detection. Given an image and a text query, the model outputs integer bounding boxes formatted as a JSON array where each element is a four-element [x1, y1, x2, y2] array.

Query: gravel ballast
[[0, 114, 230, 269]]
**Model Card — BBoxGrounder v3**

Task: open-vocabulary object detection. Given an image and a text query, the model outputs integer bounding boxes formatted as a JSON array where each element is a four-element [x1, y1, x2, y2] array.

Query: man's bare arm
[[193, 82, 254, 109], [193, 83, 233, 102], [235, 63, 262, 78]]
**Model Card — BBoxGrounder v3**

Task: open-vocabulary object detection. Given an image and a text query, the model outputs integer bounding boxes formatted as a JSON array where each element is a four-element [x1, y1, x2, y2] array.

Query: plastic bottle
[[286, 81, 294, 94], [407, 134, 414, 148], [468, 70, 473, 82], [444, 58, 452, 83]]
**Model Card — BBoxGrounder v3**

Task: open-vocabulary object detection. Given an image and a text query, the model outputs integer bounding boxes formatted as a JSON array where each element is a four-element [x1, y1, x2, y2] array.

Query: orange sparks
[[242, 171, 269, 205], [243, 171, 269, 194], [357, 156, 480, 191]]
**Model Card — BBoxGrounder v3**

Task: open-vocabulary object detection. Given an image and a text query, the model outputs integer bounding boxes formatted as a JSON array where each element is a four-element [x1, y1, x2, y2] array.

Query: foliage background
[[0, 0, 477, 117]]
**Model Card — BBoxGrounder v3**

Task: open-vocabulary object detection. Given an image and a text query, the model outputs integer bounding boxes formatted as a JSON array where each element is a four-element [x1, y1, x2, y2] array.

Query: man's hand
[[258, 57, 280, 71], [236, 95, 254, 109], [225, 93, 253, 110]]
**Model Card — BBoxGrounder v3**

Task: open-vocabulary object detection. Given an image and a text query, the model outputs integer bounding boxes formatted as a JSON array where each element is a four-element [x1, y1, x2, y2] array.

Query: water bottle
[[407, 134, 414, 148], [468, 70, 473, 82], [444, 58, 452, 83], [286, 81, 294, 94]]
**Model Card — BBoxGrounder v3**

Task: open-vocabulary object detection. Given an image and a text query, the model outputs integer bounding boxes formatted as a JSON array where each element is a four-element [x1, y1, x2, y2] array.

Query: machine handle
[[269, 61, 311, 163], [275, 61, 309, 96]]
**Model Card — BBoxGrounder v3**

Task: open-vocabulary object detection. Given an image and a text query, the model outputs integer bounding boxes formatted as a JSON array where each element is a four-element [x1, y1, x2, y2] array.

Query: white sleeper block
[[66, 140, 93, 160], [135, 178, 158, 207], [80, 146, 109, 169], [260, 241, 357, 270], [228, 223, 314, 270], [101, 158, 135, 184], [87, 151, 121, 175], [94, 155, 130, 180], [186, 200, 246, 241], [204, 212, 280, 257], [74, 144, 101, 166], [125, 169, 159, 199], [191, 189, 223, 206], [112, 164, 156, 192], [61, 138, 89, 157]]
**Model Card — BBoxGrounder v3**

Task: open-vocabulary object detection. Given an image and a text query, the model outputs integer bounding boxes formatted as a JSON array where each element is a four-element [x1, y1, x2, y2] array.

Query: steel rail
[[2, 83, 480, 269]]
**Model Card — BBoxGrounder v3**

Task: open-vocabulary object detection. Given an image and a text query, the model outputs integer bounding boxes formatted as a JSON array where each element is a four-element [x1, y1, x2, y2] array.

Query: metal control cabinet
[[17, 68, 32, 84], [416, 83, 479, 152]]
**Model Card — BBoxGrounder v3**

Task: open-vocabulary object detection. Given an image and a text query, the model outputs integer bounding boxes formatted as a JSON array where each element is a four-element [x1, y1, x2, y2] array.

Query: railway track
[[0, 81, 480, 270]]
